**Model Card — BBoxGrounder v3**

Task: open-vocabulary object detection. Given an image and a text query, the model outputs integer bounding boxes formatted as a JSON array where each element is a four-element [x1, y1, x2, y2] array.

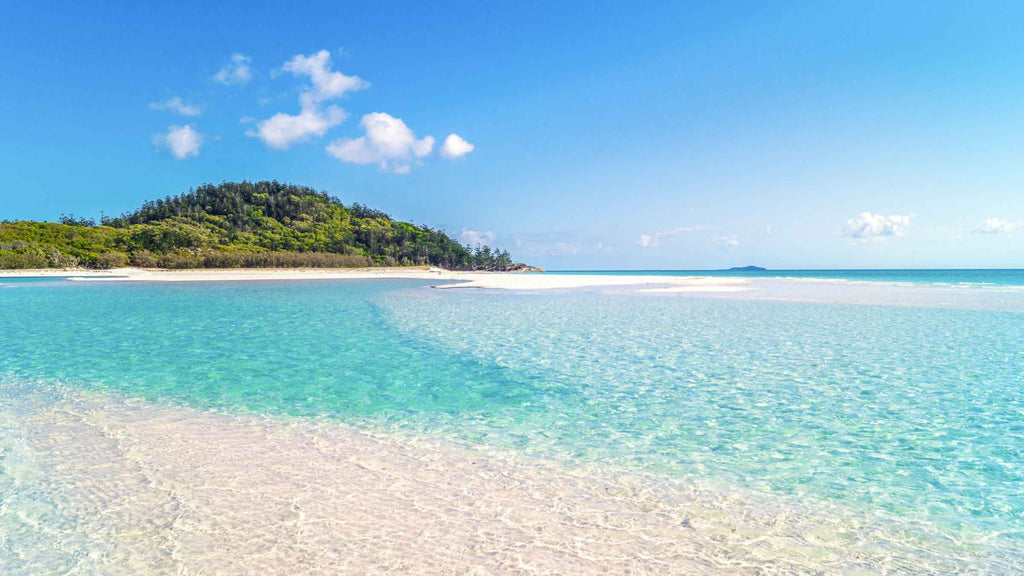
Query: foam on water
[[2, 276, 1023, 572]]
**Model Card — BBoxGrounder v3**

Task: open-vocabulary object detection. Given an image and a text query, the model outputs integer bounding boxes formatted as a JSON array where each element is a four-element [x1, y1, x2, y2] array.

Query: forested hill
[[0, 181, 528, 270]]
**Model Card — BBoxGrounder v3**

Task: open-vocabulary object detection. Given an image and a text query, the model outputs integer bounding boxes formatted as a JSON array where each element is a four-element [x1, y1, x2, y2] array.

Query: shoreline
[[7, 267, 1024, 311], [0, 266, 751, 292], [5, 270, 1023, 572], [3, 379, 996, 574]]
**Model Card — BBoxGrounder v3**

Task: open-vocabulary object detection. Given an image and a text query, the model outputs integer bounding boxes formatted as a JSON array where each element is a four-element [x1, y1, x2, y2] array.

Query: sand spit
[[0, 267, 750, 292]]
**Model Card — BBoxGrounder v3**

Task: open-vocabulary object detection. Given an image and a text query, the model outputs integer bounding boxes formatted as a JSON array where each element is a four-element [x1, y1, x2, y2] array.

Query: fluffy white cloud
[[214, 53, 252, 85], [282, 50, 368, 107], [841, 212, 912, 239], [460, 228, 496, 246], [149, 96, 201, 116], [712, 234, 739, 248], [439, 133, 474, 159], [243, 49, 470, 173], [153, 125, 203, 160], [250, 50, 368, 150], [638, 226, 708, 248], [326, 112, 435, 174], [248, 106, 347, 150], [973, 217, 1020, 234]]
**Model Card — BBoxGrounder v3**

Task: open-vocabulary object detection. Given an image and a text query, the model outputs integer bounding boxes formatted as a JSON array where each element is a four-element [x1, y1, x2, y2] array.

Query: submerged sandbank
[[3, 382, 1001, 575]]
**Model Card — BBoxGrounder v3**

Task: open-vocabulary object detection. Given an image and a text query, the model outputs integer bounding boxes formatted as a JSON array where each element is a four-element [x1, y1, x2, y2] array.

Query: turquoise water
[[552, 268, 1024, 286], [2, 276, 1024, 567]]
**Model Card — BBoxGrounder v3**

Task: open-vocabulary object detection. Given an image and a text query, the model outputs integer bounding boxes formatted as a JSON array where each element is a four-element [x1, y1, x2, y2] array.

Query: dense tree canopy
[[0, 181, 525, 270]]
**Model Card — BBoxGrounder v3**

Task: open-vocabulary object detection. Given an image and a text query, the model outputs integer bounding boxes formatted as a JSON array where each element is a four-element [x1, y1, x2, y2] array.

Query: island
[[0, 181, 534, 271], [727, 265, 767, 271]]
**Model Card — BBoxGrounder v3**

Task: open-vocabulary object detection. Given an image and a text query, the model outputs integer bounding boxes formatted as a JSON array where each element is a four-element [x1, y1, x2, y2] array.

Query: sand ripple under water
[[1, 382, 1016, 575]]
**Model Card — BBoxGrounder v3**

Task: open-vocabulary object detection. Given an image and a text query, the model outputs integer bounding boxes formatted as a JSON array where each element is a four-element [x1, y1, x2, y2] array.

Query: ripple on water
[[1, 278, 1023, 572], [1, 380, 1020, 574]]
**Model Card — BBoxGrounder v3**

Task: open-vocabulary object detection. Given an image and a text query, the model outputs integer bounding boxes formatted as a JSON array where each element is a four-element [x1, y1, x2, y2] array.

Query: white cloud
[[214, 53, 252, 85], [245, 49, 470, 173], [841, 212, 912, 239], [439, 133, 474, 159], [638, 226, 709, 248], [153, 125, 203, 160], [326, 112, 435, 174], [248, 106, 347, 149], [249, 50, 368, 150], [712, 234, 739, 248], [239, 116, 255, 124], [461, 228, 496, 246], [973, 217, 1020, 234], [282, 50, 368, 107], [149, 96, 201, 116]]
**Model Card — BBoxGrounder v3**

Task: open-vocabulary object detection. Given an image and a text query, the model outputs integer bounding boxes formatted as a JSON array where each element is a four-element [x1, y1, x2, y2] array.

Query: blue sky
[[2, 1, 1023, 269]]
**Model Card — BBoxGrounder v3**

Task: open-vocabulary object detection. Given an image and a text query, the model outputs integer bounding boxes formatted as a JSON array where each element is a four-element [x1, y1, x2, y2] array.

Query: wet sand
[[0, 267, 750, 292], [2, 384, 977, 575]]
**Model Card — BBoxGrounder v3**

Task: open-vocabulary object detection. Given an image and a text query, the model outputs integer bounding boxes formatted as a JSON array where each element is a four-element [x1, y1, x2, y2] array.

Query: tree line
[[0, 181, 524, 270]]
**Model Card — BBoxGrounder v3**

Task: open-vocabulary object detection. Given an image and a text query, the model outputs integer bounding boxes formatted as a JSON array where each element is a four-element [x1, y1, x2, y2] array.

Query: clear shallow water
[[2, 276, 1024, 570]]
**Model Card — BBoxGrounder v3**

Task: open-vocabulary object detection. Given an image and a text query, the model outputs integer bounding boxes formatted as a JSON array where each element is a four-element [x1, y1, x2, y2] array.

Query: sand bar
[[0, 267, 751, 291]]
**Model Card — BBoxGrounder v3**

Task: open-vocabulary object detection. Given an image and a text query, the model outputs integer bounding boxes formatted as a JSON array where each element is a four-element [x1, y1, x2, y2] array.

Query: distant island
[[0, 181, 533, 271], [727, 266, 767, 271]]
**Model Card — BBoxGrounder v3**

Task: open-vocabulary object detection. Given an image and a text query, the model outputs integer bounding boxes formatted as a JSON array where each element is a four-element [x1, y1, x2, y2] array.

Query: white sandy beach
[[8, 268, 1024, 312], [0, 267, 752, 292]]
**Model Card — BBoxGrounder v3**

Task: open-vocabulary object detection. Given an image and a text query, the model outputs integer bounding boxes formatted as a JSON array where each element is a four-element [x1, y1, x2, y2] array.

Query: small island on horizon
[[726, 265, 767, 271], [0, 181, 536, 272]]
